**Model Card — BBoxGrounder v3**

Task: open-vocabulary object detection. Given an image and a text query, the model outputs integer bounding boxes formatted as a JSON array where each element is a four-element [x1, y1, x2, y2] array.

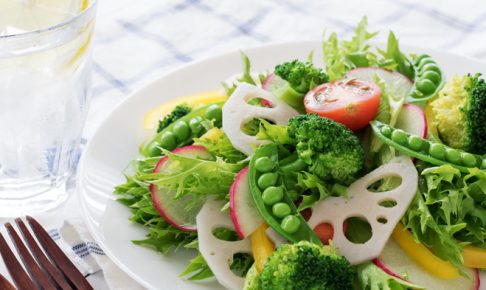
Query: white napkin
[[54, 220, 145, 290]]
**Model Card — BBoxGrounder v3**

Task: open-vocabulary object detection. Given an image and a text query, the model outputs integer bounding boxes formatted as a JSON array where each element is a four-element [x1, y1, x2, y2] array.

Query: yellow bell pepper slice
[[143, 90, 227, 130], [462, 245, 486, 269], [392, 224, 460, 279], [251, 224, 275, 273]]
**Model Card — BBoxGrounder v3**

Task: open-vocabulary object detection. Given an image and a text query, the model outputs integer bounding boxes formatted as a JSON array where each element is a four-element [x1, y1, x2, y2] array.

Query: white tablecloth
[[2, 0, 486, 288]]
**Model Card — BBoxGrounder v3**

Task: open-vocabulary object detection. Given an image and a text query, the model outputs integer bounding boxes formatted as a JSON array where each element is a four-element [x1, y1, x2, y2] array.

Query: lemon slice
[[143, 90, 227, 130]]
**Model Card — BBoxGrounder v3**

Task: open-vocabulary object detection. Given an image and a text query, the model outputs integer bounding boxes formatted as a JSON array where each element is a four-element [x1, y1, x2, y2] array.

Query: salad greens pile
[[114, 16, 486, 290]]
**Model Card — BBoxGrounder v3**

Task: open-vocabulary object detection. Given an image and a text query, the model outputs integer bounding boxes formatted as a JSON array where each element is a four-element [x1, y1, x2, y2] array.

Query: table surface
[[2, 0, 486, 288]]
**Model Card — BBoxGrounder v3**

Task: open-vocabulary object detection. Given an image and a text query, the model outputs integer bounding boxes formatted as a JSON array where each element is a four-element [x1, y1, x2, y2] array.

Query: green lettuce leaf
[[141, 152, 245, 208], [402, 165, 486, 268], [357, 262, 425, 290], [194, 128, 246, 163]]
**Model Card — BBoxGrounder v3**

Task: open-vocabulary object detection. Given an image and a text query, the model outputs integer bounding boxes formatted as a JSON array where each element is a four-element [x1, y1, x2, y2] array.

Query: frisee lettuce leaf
[[114, 174, 198, 255], [357, 262, 425, 290], [141, 152, 245, 208], [402, 164, 486, 268], [322, 17, 378, 81], [322, 16, 413, 82], [194, 128, 247, 163]]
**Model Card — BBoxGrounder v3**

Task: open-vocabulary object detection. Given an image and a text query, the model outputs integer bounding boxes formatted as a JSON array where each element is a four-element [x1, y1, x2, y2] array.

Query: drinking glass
[[0, 0, 98, 217]]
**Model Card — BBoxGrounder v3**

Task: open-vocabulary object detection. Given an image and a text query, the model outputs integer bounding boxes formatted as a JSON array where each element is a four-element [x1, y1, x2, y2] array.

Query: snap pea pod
[[143, 102, 224, 157], [371, 121, 486, 173], [406, 54, 444, 103], [249, 143, 322, 245]]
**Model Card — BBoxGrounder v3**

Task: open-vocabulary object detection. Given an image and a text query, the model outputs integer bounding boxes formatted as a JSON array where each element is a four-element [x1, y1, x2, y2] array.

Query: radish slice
[[262, 73, 286, 91], [197, 199, 252, 290], [222, 83, 299, 155], [395, 104, 427, 138], [150, 145, 213, 232], [346, 67, 413, 99], [308, 156, 418, 264], [230, 167, 264, 239], [377, 238, 480, 290]]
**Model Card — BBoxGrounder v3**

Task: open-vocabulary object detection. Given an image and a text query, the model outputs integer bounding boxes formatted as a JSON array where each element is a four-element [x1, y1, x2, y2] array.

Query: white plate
[[78, 41, 486, 290]]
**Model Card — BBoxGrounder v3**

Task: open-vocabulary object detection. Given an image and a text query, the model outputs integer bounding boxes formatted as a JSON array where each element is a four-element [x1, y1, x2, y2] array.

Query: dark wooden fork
[[0, 216, 93, 290]]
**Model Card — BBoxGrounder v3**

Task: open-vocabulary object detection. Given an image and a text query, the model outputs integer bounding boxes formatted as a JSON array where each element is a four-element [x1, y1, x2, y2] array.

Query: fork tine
[[5, 222, 57, 290], [0, 271, 16, 290], [0, 231, 37, 290], [26, 216, 93, 290], [15, 218, 74, 290]]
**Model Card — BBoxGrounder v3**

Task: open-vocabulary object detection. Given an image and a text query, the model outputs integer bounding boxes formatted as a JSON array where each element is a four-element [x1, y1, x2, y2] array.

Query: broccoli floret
[[257, 241, 355, 290], [275, 60, 328, 94], [157, 104, 192, 133], [429, 74, 486, 154], [287, 114, 364, 184]]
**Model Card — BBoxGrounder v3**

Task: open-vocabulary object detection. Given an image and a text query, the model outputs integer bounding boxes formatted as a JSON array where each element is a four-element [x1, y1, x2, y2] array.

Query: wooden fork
[[0, 216, 93, 290]]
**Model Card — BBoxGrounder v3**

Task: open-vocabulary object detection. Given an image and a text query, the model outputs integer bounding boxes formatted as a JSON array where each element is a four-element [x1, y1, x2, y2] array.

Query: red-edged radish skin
[[230, 167, 264, 239], [150, 145, 213, 232]]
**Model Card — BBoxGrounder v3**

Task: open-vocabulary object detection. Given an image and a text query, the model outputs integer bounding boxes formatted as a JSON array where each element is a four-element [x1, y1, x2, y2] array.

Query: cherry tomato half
[[313, 221, 348, 245], [304, 79, 381, 131]]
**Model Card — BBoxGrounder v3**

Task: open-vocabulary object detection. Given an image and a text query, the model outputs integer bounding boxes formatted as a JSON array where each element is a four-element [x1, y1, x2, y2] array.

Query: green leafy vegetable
[[402, 164, 486, 268], [357, 262, 425, 290], [223, 52, 263, 96], [114, 172, 198, 255], [194, 128, 246, 163], [141, 151, 245, 209], [377, 32, 414, 79], [322, 17, 378, 81]]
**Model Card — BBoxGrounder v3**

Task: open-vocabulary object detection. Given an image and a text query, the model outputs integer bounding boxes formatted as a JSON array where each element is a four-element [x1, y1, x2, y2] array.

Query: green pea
[[415, 54, 430, 63], [380, 126, 392, 137], [409, 89, 424, 99], [281, 215, 300, 234], [429, 143, 446, 159], [262, 186, 283, 205], [418, 58, 434, 70], [189, 116, 204, 134], [422, 71, 441, 85], [421, 63, 440, 74], [272, 203, 291, 218], [159, 132, 177, 150], [391, 129, 408, 145], [147, 142, 161, 156], [446, 148, 461, 164], [173, 121, 190, 141], [461, 152, 477, 167], [481, 159, 486, 169], [258, 172, 279, 189], [408, 135, 424, 151], [205, 105, 222, 123], [416, 79, 436, 95], [255, 156, 276, 173]]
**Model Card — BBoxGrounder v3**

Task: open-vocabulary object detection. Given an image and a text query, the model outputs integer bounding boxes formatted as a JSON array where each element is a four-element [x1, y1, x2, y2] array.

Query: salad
[[114, 17, 486, 290]]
